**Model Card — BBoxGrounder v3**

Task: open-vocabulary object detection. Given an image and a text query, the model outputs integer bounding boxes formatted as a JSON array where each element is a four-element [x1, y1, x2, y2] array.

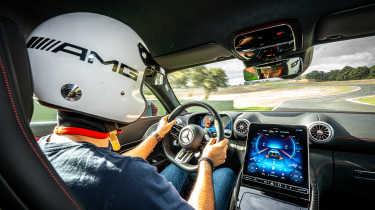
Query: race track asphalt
[[274, 84, 375, 112]]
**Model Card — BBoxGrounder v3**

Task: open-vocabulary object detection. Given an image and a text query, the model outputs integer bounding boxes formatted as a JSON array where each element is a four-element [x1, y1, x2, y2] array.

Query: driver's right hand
[[201, 138, 229, 167]]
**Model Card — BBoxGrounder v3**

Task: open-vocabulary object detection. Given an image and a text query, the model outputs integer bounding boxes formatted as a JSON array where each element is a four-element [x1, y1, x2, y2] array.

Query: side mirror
[[145, 100, 159, 116], [243, 57, 303, 83]]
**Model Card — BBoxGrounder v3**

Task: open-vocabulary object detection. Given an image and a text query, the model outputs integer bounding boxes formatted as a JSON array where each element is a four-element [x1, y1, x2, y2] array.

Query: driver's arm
[[188, 138, 229, 210], [122, 115, 175, 159]]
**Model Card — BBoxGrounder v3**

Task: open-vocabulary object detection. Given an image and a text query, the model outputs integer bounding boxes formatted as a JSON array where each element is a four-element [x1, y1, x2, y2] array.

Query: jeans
[[161, 164, 237, 210]]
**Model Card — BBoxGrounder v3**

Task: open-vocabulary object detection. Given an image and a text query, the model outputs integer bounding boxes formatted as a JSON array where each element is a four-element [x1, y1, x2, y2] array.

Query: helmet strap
[[109, 130, 121, 151], [58, 110, 120, 133], [57, 111, 123, 151]]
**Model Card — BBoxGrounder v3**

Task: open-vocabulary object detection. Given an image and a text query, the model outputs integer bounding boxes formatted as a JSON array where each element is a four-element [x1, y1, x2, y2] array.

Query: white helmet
[[27, 12, 153, 124]]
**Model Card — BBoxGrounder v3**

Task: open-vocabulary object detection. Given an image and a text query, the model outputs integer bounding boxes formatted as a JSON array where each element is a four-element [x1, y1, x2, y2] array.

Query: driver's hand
[[201, 138, 229, 167], [155, 115, 176, 138]]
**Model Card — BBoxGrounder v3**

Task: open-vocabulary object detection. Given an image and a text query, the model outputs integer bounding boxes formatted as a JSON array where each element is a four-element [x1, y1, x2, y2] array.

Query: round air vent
[[308, 121, 334, 143], [234, 119, 250, 138]]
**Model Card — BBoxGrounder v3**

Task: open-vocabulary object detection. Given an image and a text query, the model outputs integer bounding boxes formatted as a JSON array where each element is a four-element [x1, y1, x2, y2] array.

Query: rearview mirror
[[243, 57, 303, 83], [234, 24, 296, 61]]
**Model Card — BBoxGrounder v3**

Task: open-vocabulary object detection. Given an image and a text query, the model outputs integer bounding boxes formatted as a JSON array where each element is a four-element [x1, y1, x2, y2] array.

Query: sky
[[205, 36, 375, 85]]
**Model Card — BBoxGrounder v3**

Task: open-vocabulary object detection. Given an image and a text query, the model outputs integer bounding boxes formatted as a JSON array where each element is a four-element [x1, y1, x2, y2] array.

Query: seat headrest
[[0, 17, 34, 123]]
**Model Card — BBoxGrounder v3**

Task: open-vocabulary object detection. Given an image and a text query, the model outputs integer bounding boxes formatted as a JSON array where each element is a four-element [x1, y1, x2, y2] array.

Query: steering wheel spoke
[[169, 124, 182, 140], [175, 148, 194, 163]]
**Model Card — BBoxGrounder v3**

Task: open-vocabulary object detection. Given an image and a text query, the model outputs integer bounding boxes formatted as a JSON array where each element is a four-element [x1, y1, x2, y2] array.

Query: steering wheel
[[162, 101, 224, 172]]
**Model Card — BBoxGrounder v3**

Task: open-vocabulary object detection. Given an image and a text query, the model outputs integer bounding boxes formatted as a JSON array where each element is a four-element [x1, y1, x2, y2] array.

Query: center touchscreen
[[243, 123, 309, 194]]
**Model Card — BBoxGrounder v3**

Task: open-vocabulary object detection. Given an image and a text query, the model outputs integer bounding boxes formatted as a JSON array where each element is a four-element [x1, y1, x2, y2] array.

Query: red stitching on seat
[[0, 58, 83, 210]]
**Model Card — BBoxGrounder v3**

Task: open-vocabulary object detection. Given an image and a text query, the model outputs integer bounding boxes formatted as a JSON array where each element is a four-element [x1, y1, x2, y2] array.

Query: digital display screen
[[244, 123, 309, 189], [199, 115, 231, 135]]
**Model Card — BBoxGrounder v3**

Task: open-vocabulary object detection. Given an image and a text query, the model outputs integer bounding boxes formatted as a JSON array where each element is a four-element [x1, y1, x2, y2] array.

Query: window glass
[[31, 100, 57, 122], [142, 85, 167, 116], [168, 36, 375, 113]]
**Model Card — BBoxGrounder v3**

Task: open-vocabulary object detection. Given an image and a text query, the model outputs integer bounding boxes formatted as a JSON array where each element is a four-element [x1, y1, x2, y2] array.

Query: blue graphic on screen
[[247, 131, 304, 184]]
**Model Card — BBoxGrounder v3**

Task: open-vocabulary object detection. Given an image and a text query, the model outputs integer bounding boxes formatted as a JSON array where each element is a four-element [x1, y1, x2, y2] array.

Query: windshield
[[168, 36, 375, 113]]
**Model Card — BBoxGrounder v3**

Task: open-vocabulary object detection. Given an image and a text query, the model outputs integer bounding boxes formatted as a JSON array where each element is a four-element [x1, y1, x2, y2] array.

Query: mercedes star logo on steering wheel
[[181, 129, 193, 144]]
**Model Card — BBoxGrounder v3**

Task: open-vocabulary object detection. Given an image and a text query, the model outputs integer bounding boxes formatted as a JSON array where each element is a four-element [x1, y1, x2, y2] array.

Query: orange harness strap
[[54, 127, 122, 151]]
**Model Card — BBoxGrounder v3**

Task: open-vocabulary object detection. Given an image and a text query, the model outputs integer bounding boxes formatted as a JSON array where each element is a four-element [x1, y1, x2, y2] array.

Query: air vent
[[234, 119, 250, 138], [308, 121, 334, 143]]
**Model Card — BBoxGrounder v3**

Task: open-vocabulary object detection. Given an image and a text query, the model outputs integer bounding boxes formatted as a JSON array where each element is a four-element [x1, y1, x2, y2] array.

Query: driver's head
[[261, 66, 283, 78], [28, 13, 154, 131]]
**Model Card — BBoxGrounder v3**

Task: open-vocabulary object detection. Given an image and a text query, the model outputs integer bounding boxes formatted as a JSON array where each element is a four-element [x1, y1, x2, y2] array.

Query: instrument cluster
[[188, 113, 232, 138]]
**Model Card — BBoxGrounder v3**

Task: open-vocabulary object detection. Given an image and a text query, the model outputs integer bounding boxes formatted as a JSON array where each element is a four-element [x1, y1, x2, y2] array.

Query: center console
[[234, 123, 311, 209]]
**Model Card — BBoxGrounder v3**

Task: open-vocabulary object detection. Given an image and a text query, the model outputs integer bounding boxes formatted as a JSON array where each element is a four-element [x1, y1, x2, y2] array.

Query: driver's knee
[[160, 164, 189, 193], [213, 167, 236, 189], [213, 168, 237, 210]]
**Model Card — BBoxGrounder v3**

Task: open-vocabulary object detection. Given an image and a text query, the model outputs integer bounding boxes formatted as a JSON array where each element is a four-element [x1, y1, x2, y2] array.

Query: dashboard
[[178, 110, 375, 154], [173, 111, 375, 208]]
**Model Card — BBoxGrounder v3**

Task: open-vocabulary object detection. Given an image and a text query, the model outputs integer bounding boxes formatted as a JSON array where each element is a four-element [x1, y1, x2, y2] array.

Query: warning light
[[276, 31, 283, 36]]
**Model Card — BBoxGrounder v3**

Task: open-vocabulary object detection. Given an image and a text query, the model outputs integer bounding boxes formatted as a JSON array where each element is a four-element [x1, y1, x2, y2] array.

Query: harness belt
[[54, 126, 123, 151]]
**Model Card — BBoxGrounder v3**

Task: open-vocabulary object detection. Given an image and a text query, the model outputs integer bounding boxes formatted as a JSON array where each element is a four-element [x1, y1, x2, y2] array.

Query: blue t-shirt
[[38, 136, 194, 210]]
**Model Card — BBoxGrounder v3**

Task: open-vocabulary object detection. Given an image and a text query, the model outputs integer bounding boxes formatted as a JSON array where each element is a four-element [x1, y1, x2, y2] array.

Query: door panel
[[117, 116, 161, 146], [118, 116, 169, 169]]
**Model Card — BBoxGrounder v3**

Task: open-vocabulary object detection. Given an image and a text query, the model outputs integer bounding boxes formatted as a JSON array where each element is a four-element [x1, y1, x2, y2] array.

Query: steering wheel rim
[[163, 101, 224, 172]]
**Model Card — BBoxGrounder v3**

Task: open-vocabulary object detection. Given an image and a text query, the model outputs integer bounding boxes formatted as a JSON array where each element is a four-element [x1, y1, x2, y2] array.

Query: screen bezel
[[243, 123, 309, 190]]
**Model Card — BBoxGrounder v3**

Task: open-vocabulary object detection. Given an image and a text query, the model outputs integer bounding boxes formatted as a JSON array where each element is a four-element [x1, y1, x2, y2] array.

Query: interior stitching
[[0, 57, 83, 210]]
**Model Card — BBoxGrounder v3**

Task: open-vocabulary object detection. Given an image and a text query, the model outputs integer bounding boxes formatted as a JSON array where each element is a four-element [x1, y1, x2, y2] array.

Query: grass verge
[[356, 96, 375, 105], [229, 107, 274, 111], [31, 101, 57, 122], [330, 86, 358, 95]]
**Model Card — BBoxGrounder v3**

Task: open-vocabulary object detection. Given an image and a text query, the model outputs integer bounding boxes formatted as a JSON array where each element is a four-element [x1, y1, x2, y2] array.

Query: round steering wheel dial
[[162, 101, 224, 172]]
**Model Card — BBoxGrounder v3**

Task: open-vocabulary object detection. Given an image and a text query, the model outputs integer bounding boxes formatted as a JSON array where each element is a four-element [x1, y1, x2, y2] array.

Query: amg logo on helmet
[[27, 36, 139, 81]]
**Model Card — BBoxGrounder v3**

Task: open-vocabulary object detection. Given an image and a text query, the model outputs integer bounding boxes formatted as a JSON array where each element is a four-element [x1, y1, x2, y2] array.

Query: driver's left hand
[[155, 115, 176, 138]]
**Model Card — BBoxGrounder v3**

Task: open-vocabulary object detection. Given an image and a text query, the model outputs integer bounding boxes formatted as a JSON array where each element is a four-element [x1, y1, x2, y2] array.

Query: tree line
[[168, 66, 229, 99], [304, 65, 375, 81]]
